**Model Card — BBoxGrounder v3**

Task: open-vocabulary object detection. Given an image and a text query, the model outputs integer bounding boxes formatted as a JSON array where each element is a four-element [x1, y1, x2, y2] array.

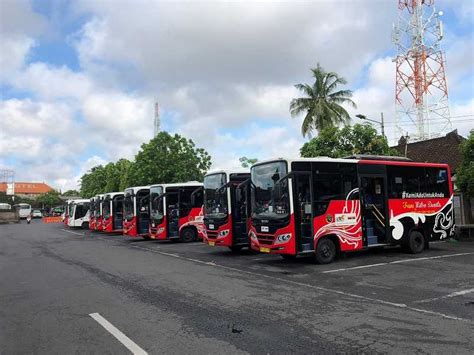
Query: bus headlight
[[157, 227, 165, 234], [276, 233, 291, 243], [249, 230, 257, 240], [218, 229, 230, 237]]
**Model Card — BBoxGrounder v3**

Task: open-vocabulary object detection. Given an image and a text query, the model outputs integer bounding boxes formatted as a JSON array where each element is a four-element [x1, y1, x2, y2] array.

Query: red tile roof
[[0, 182, 54, 194]]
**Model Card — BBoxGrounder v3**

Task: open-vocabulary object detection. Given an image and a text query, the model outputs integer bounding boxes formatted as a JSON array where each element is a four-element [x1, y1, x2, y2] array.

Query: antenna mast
[[393, 0, 451, 142], [154, 102, 160, 137]]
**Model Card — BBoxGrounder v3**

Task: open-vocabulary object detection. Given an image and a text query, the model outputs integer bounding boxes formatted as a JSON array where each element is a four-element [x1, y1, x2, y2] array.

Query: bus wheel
[[315, 238, 336, 264], [404, 231, 425, 254], [180, 228, 197, 243], [81, 222, 89, 229], [229, 245, 243, 252]]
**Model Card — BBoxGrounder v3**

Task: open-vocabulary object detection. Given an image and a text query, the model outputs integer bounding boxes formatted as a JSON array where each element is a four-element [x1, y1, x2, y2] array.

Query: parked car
[[32, 209, 43, 218]]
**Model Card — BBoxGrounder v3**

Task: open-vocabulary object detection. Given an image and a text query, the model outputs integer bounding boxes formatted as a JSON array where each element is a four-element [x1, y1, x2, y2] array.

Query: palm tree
[[290, 64, 356, 137]]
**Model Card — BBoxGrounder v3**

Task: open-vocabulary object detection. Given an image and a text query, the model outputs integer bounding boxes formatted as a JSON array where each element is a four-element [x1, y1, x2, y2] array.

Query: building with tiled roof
[[392, 130, 465, 172], [0, 182, 54, 199]]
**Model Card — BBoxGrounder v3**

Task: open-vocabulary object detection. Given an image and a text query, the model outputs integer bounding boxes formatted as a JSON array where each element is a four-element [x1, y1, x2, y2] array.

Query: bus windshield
[[124, 190, 134, 220], [251, 161, 289, 220], [103, 197, 111, 219], [204, 173, 228, 219], [150, 186, 164, 222]]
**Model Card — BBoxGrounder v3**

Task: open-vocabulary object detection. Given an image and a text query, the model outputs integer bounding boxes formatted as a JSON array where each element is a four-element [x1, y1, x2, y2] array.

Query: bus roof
[[252, 156, 450, 169], [72, 199, 90, 204], [150, 181, 203, 189], [125, 186, 150, 194], [252, 157, 359, 167], [205, 169, 249, 177]]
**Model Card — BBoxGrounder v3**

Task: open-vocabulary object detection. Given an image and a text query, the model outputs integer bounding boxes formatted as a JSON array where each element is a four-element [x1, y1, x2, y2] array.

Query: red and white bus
[[249, 156, 455, 263], [89, 196, 98, 230], [94, 194, 105, 231], [67, 199, 90, 229], [203, 170, 251, 251], [102, 192, 124, 233], [149, 182, 205, 242], [123, 186, 150, 238]]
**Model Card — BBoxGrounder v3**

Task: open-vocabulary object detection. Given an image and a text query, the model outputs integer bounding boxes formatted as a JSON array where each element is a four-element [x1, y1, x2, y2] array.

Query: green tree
[[290, 63, 356, 137], [35, 191, 62, 208], [456, 129, 474, 197], [300, 124, 393, 158], [239, 156, 258, 168], [80, 165, 108, 198], [62, 190, 80, 197], [129, 132, 212, 185]]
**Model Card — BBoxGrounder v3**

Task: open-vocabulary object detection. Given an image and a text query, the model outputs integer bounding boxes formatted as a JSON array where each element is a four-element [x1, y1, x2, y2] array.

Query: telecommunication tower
[[154, 102, 160, 137], [393, 0, 451, 142]]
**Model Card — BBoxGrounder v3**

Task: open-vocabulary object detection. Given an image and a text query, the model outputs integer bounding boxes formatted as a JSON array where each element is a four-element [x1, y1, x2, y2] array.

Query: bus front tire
[[404, 231, 425, 254], [315, 238, 336, 264], [180, 228, 197, 243], [81, 222, 89, 229]]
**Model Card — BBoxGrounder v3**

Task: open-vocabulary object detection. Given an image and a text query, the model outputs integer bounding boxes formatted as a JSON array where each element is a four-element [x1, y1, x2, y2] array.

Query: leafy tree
[[129, 132, 211, 185], [290, 63, 356, 137], [35, 191, 62, 208], [239, 156, 258, 168], [457, 129, 474, 198], [62, 190, 80, 197], [300, 124, 393, 158], [80, 165, 108, 198]]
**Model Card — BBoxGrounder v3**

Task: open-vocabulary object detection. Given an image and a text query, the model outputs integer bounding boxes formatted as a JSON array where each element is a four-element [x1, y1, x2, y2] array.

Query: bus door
[[360, 175, 388, 245], [113, 196, 124, 230], [231, 182, 249, 245], [137, 193, 150, 235], [166, 191, 180, 238], [292, 172, 313, 252]]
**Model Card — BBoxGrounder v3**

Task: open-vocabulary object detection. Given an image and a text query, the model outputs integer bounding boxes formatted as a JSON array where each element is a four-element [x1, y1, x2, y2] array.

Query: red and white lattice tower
[[393, 0, 451, 141]]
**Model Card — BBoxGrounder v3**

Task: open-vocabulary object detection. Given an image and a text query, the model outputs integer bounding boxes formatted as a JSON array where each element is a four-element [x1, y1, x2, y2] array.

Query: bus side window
[[425, 167, 449, 197]]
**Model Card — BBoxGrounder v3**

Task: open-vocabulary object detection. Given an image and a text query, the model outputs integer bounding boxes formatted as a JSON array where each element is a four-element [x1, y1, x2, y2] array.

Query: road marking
[[89, 313, 148, 355], [62, 229, 471, 323], [322, 252, 474, 274], [61, 229, 86, 236], [118, 243, 471, 323], [414, 288, 474, 304]]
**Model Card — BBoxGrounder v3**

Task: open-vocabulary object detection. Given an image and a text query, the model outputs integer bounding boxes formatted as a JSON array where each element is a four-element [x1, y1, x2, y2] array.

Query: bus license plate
[[260, 247, 271, 253], [209, 241, 215, 246]]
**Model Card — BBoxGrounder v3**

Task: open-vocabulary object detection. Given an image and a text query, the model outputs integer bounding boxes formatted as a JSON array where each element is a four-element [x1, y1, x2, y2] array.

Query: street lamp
[[356, 113, 385, 138]]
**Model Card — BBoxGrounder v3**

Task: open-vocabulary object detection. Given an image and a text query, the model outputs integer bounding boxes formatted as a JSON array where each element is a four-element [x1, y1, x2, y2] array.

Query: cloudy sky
[[1, 0, 473, 191]]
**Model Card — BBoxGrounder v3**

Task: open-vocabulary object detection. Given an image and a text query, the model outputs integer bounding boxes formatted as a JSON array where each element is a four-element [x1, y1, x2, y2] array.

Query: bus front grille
[[257, 234, 274, 245]]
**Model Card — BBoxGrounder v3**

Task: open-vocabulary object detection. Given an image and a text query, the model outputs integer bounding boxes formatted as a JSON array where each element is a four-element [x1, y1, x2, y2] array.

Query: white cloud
[[0, 0, 472, 190]]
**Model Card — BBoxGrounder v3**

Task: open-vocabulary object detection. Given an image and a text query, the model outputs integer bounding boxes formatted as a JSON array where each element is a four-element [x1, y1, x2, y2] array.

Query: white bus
[[67, 199, 91, 229], [15, 203, 32, 219], [0, 203, 12, 210]]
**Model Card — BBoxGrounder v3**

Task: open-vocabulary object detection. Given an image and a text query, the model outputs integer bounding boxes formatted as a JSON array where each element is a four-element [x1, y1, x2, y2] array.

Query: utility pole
[[380, 112, 385, 138]]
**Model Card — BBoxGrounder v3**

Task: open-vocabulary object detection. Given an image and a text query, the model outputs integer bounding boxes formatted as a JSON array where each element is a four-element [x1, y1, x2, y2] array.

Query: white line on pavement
[[61, 229, 86, 236], [62, 229, 472, 323], [89, 312, 148, 355], [322, 252, 474, 274], [119, 243, 472, 323], [414, 288, 474, 304]]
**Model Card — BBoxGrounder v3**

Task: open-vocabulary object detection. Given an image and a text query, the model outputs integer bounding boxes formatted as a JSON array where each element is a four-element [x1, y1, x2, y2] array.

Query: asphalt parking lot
[[1, 221, 473, 354]]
